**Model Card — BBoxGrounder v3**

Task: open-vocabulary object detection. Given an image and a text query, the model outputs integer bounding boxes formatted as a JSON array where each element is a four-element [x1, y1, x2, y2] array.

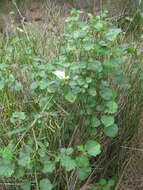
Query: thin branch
[[12, 0, 30, 41], [115, 157, 132, 190], [32, 128, 38, 150]]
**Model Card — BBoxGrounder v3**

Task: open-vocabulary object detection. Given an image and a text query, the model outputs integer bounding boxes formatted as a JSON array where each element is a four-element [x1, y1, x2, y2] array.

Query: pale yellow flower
[[53, 70, 69, 80]]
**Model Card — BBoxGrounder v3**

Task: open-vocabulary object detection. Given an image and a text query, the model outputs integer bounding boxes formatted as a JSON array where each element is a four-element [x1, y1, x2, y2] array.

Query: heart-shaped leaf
[[85, 140, 101, 157], [101, 115, 114, 127], [104, 124, 118, 138]]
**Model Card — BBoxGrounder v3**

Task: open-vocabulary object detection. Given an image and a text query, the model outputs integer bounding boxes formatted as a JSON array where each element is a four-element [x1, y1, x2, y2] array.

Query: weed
[[0, 6, 143, 190]]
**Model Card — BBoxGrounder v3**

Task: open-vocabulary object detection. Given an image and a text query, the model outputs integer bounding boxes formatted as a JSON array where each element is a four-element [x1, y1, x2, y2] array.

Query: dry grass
[[0, 1, 143, 189]]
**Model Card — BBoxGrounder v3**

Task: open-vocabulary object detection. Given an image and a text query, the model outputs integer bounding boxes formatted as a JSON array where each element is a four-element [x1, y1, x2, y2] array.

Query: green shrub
[[0, 9, 143, 190], [91, 178, 114, 190]]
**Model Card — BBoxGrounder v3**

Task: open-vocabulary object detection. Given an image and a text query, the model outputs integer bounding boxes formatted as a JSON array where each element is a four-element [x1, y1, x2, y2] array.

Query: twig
[[12, 0, 30, 41], [115, 157, 132, 190], [69, 169, 77, 190], [53, 100, 68, 115], [35, 170, 39, 190], [32, 128, 38, 150], [81, 167, 98, 189], [68, 124, 79, 147], [65, 172, 70, 190], [121, 146, 143, 152]]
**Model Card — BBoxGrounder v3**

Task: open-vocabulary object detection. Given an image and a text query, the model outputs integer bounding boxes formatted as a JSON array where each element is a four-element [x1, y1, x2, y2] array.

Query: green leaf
[[101, 115, 114, 127], [85, 140, 101, 157], [77, 77, 84, 86], [40, 79, 49, 90], [43, 163, 55, 174], [0, 159, 14, 177], [96, 104, 104, 111], [39, 97, 51, 108], [82, 36, 94, 51], [104, 187, 110, 190], [94, 22, 103, 31], [86, 77, 92, 83], [76, 156, 89, 168], [103, 60, 119, 69], [15, 167, 25, 178], [104, 124, 118, 138], [88, 60, 102, 73], [42, 160, 55, 174], [91, 116, 101, 128], [2, 147, 13, 160], [89, 128, 97, 136], [108, 179, 115, 187], [18, 145, 33, 167], [113, 73, 127, 87], [0, 63, 8, 70], [21, 180, 31, 190], [60, 155, 76, 171], [73, 30, 81, 39], [99, 178, 107, 186], [88, 88, 97, 97], [100, 88, 114, 100], [18, 153, 31, 167], [139, 0, 142, 6], [30, 81, 39, 90], [60, 148, 73, 155], [40, 156, 55, 173], [65, 91, 77, 103], [38, 148, 46, 158], [8, 127, 28, 136], [77, 167, 91, 181], [14, 81, 22, 91], [105, 101, 118, 114], [40, 179, 53, 190], [83, 40, 94, 51], [77, 145, 84, 152], [10, 112, 26, 124], [38, 70, 46, 78], [99, 40, 107, 47], [139, 71, 143, 80], [0, 80, 5, 90], [106, 28, 121, 42]]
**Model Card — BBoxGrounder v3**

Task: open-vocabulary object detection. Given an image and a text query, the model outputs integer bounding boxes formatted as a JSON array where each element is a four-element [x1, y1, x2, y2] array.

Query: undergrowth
[[0, 6, 143, 190]]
